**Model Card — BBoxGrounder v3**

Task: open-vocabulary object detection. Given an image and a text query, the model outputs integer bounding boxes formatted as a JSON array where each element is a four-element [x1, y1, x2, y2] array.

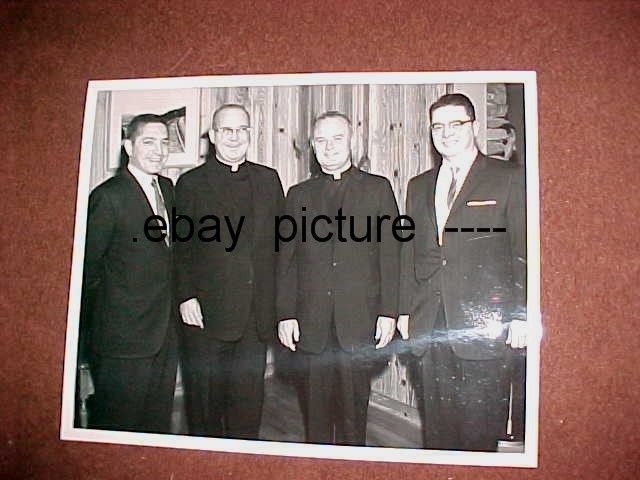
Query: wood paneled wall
[[89, 91, 110, 190]]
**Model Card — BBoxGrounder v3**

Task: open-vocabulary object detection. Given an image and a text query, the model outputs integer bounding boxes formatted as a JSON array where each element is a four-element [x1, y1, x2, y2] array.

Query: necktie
[[446, 165, 459, 211], [152, 178, 170, 246]]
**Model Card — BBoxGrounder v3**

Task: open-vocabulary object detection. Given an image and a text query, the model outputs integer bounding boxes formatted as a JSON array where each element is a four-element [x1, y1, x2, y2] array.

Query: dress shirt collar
[[127, 163, 157, 187], [441, 147, 478, 176]]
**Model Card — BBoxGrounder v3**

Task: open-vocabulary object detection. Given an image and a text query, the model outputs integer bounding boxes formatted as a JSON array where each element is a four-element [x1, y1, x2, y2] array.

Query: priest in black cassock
[[277, 111, 400, 445], [175, 104, 284, 439]]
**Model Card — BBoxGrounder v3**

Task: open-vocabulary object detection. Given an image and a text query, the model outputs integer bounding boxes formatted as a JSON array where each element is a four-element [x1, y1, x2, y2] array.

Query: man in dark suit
[[398, 93, 527, 451], [175, 104, 284, 439], [277, 111, 400, 445], [81, 114, 177, 433]]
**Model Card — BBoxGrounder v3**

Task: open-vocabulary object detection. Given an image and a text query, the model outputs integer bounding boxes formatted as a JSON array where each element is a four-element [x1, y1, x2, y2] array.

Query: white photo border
[[61, 70, 541, 468]]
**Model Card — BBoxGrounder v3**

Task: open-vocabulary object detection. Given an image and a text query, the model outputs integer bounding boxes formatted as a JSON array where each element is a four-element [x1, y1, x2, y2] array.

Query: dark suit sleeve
[[399, 179, 418, 315], [268, 169, 286, 332], [174, 177, 197, 305], [276, 186, 299, 321], [83, 187, 116, 290], [508, 165, 527, 320], [80, 186, 116, 362], [378, 179, 401, 318]]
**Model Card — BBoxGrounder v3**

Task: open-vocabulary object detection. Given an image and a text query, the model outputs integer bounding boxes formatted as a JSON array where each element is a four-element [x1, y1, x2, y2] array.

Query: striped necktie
[[446, 165, 459, 211], [152, 178, 170, 246]]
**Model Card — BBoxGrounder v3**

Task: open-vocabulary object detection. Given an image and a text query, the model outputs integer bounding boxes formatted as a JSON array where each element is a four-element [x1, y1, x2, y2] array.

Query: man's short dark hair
[[429, 93, 476, 122], [312, 111, 352, 136], [126, 114, 167, 142], [211, 104, 250, 129]]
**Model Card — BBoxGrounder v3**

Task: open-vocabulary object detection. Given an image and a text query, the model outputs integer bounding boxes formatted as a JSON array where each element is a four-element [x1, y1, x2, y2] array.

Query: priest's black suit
[[277, 167, 400, 445], [175, 156, 284, 439], [80, 169, 177, 433], [400, 154, 526, 451]]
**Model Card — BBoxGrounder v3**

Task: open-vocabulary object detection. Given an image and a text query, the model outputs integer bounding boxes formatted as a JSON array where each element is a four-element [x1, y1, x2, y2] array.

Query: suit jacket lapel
[[122, 169, 156, 219], [159, 179, 173, 212], [448, 153, 488, 218], [122, 169, 171, 248], [424, 167, 438, 231]]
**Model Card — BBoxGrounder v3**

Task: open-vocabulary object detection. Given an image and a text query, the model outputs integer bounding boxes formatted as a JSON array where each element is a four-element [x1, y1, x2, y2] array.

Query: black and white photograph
[[61, 71, 541, 468]]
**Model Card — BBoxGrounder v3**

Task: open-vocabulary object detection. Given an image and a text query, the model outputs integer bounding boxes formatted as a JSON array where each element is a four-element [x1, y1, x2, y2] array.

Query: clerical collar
[[215, 154, 246, 172], [127, 163, 157, 185], [321, 162, 352, 180]]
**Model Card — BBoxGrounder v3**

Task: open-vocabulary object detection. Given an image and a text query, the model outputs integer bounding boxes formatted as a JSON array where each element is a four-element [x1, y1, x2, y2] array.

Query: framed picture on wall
[[108, 88, 200, 169]]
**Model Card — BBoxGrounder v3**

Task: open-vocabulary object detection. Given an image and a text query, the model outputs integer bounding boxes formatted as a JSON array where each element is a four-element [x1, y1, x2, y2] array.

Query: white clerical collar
[[321, 161, 352, 180], [216, 154, 246, 172], [127, 163, 157, 186]]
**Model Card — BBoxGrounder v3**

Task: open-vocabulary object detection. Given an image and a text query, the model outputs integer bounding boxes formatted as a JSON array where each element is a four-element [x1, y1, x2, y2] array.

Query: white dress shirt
[[434, 154, 475, 245], [127, 164, 170, 238]]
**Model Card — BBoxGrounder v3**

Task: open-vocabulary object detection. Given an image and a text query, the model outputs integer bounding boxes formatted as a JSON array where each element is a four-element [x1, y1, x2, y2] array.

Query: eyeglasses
[[214, 126, 251, 137], [430, 119, 473, 134]]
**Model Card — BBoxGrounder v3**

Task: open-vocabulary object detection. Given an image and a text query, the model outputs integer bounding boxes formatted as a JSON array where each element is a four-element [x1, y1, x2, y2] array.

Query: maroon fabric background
[[3, 0, 639, 478]]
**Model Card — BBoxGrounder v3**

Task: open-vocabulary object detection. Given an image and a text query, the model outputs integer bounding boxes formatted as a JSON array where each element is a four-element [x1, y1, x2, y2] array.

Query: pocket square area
[[466, 200, 497, 206]]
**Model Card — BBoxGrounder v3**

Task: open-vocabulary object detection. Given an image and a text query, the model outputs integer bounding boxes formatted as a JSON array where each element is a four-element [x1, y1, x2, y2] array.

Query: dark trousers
[[181, 321, 266, 439], [89, 326, 177, 433], [298, 322, 372, 446], [508, 348, 527, 441], [412, 307, 510, 451]]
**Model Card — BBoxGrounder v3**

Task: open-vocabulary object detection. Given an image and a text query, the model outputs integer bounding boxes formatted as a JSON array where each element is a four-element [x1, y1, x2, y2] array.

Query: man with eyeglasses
[[398, 93, 527, 451], [277, 111, 400, 445], [175, 104, 284, 439]]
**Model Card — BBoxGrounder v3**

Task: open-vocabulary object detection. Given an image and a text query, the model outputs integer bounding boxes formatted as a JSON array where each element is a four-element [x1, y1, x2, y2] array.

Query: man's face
[[431, 105, 478, 159], [209, 107, 251, 164], [124, 122, 169, 175], [312, 117, 352, 172]]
